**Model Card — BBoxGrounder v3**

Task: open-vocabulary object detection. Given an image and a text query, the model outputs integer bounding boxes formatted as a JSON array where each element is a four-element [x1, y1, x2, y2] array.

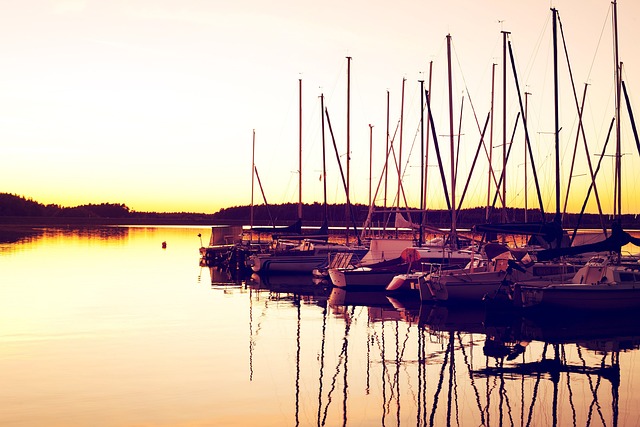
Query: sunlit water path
[[1, 226, 640, 426]]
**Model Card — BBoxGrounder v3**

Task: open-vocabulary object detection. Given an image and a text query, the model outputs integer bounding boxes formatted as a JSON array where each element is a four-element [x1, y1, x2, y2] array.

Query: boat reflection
[[250, 272, 332, 298], [204, 268, 638, 426], [201, 264, 248, 288]]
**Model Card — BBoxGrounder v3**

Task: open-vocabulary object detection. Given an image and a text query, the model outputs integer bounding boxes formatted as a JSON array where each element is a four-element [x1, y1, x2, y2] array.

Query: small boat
[[516, 255, 640, 310], [404, 243, 581, 303], [328, 244, 480, 290], [247, 238, 366, 274]]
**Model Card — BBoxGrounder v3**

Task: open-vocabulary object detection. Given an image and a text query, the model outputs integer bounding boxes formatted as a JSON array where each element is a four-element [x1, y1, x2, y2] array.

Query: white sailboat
[[516, 2, 640, 311], [516, 253, 640, 310], [392, 243, 580, 302]]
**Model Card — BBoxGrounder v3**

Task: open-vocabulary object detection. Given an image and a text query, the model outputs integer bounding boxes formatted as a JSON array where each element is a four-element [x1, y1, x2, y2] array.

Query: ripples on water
[[1, 225, 640, 426]]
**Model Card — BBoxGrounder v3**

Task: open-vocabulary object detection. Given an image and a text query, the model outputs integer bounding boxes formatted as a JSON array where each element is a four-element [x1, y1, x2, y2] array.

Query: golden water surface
[[1, 226, 640, 426]]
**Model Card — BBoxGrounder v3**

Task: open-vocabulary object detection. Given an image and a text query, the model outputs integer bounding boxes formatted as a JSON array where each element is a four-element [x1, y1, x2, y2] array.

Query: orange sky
[[0, 0, 639, 215]]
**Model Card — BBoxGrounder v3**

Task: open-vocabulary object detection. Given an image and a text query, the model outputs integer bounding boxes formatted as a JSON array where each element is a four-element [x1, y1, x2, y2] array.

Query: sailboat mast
[[502, 31, 509, 225], [251, 129, 256, 242], [321, 94, 328, 222], [385, 90, 390, 211], [398, 78, 406, 213], [423, 61, 433, 221], [552, 8, 561, 224], [346, 56, 352, 210], [613, 0, 622, 220], [346, 57, 352, 241], [369, 124, 373, 207], [419, 78, 425, 247], [524, 91, 531, 222], [487, 63, 496, 222], [298, 78, 303, 221], [447, 34, 457, 241]]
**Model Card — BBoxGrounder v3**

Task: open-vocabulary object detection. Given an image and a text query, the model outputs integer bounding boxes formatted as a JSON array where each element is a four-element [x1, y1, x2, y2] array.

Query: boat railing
[[416, 261, 442, 276], [327, 252, 357, 269]]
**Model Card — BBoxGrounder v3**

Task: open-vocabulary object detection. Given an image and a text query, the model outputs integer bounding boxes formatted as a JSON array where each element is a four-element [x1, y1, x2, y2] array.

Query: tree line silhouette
[[0, 193, 637, 230]]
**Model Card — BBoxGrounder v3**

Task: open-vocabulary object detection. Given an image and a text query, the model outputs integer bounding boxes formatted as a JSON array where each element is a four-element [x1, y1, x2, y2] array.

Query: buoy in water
[[162, 241, 167, 249]]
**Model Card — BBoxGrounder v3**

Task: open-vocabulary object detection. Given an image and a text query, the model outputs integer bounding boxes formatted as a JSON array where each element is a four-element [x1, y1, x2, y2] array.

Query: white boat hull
[[248, 253, 328, 273], [328, 267, 402, 289], [518, 282, 640, 310]]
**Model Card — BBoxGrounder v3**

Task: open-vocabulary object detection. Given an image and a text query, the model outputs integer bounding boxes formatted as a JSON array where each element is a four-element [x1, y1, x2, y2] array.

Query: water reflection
[[4, 228, 639, 426], [0, 225, 129, 247], [228, 269, 640, 427], [0, 226, 43, 244]]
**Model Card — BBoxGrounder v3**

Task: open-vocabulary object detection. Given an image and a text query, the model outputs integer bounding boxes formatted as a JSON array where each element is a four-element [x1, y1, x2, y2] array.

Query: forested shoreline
[[0, 193, 637, 229]]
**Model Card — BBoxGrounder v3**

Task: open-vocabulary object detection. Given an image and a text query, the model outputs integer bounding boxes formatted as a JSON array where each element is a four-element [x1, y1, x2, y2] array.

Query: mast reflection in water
[[2, 226, 640, 426], [242, 268, 640, 426]]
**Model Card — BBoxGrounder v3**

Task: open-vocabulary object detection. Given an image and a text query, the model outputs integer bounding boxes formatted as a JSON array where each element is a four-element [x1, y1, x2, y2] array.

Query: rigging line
[[322, 58, 348, 109], [585, 354, 607, 426], [359, 118, 402, 238], [316, 306, 328, 426], [451, 42, 503, 202], [380, 322, 388, 425], [421, 326, 429, 427], [520, 349, 525, 427], [457, 113, 491, 212], [397, 323, 420, 412], [455, 96, 464, 190], [394, 322, 401, 426], [525, 343, 549, 427], [366, 317, 371, 396], [389, 322, 400, 403], [501, 366, 516, 427], [497, 357, 510, 427], [570, 118, 614, 243], [370, 324, 396, 406], [428, 335, 450, 427], [612, 350, 621, 427], [402, 105, 425, 184], [320, 311, 352, 426], [485, 366, 499, 424], [343, 309, 352, 427], [446, 332, 455, 426], [249, 288, 254, 382], [557, 13, 607, 229], [509, 39, 549, 219], [587, 4, 612, 81], [457, 331, 485, 426], [425, 90, 453, 213], [295, 301, 301, 427], [453, 346, 460, 427], [517, 13, 551, 85], [562, 346, 578, 427], [490, 113, 521, 211], [325, 107, 361, 244]]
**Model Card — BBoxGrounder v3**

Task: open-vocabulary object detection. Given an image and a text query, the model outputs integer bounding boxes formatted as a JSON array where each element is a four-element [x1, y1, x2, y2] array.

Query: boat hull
[[248, 253, 328, 273], [518, 283, 640, 310], [438, 271, 509, 301], [328, 267, 404, 290]]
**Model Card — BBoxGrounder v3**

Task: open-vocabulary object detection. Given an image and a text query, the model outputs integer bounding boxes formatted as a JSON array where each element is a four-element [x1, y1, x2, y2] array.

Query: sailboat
[[328, 46, 485, 290], [516, 225, 640, 310], [515, 2, 640, 311], [392, 243, 581, 302], [248, 78, 367, 274], [410, 8, 622, 303]]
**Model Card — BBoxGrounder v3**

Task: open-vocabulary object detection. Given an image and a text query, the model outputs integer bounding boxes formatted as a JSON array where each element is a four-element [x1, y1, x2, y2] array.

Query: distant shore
[[0, 216, 326, 227], [0, 216, 230, 227]]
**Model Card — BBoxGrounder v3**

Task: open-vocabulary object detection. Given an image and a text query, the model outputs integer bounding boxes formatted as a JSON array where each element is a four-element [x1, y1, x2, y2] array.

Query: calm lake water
[[2, 225, 640, 426]]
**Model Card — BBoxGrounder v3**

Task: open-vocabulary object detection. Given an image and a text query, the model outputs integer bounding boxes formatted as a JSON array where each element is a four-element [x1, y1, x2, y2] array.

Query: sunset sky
[[1, 0, 639, 215]]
